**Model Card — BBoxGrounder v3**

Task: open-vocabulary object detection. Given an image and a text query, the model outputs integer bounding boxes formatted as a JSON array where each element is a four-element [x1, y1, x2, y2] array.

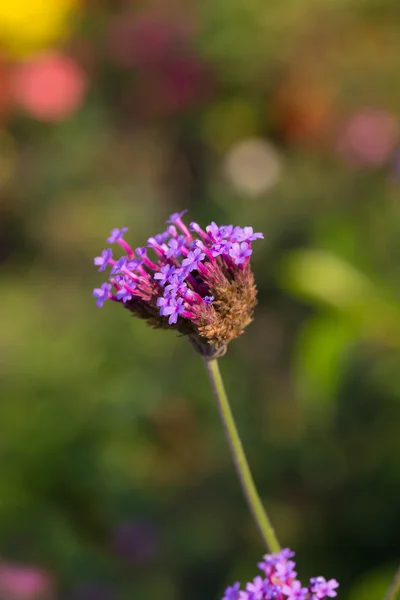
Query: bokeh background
[[1, 0, 400, 599]]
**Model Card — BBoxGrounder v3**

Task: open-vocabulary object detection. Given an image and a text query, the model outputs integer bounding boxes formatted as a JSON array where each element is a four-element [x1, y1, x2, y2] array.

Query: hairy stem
[[385, 567, 400, 600], [204, 357, 280, 552]]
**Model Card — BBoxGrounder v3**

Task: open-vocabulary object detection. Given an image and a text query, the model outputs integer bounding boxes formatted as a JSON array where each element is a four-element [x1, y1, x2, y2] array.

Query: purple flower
[[154, 264, 176, 286], [229, 242, 252, 265], [182, 247, 205, 272], [107, 227, 128, 244], [282, 581, 308, 600], [310, 578, 339, 599], [162, 296, 186, 324], [93, 283, 112, 307], [166, 235, 186, 258], [93, 210, 263, 354], [94, 248, 113, 272], [223, 582, 241, 600]]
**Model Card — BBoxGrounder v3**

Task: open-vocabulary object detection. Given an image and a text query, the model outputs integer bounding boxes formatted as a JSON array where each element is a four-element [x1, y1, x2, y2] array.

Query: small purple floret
[[154, 264, 176, 286], [107, 227, 128, 244], [182, 247, 205, 272], [94, 248, 113, 272], [110, 256, 127, 275], [310, 578, 339, 599], [211, 241, 232, 257], [126, 258, 143, 271], [203, 296, 214, 304], [135, 247, 147, 258], [229, 242, 252, 265], [275, 560, 297, 581], [167, 210, 188, 224], [162, 296, 185, 324], [166, 235, 186, 258], [282, 581, 308, 600], [232, 226, 264, 242], [115, 289, 133, 303], [155, 230, 170, 244], [93, 283, 112, 307], [222, 582, 240, 600]]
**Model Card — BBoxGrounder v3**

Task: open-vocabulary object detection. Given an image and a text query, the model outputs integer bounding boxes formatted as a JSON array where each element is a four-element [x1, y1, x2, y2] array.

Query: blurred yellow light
[[0, 0, 80, 58]]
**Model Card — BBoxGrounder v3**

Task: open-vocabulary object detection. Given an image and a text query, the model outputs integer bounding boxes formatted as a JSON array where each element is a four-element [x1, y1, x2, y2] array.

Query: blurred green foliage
[[1, 0, 400, 599]]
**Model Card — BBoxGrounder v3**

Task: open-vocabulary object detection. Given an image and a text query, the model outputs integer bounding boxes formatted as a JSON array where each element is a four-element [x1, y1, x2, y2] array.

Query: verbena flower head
[[223, 549, 338, 600], [93, 211, 263, 357]]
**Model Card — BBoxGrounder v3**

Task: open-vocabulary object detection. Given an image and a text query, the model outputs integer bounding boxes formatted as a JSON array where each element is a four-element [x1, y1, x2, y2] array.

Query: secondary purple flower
[[94, 248, 113, 272], [229, 242, 252, 265], [310, 578, 339, 599], [222, 549, 338, 600], [154, 264, 176, 286], [93, 210, 262, 357], [222, 582, 240, 600], [107, 227, 128, 243], [282, 581, 308, 600], [93, 283, 112, 307]]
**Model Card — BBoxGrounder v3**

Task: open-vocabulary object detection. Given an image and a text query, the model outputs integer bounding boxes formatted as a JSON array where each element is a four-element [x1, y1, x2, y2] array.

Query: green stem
[[204, 357, 280, 553], [385, 567, 400, 600]]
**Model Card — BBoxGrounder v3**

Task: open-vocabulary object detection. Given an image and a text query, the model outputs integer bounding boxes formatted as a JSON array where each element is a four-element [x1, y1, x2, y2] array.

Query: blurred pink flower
[[338, 108, 399, 167], [12, 52, 87, 122], [0, 561, 52, 599], [107, 14, 189, 69], [132, 56, 213, 118]]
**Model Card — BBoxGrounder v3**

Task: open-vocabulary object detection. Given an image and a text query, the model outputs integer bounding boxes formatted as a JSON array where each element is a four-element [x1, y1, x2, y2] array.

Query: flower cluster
[[222, 549, 339, 600], [93, 210, 262, 357]]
